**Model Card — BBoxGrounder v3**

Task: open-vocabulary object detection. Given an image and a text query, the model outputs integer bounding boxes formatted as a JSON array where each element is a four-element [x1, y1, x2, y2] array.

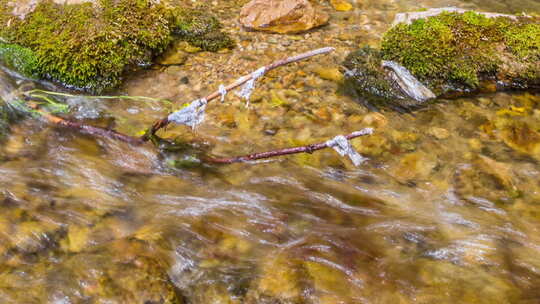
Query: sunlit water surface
[[1, 0, 540, 303]]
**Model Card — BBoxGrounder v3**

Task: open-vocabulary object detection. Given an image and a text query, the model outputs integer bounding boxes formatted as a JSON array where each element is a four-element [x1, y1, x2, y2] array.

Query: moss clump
[[342, 46, 406, 110], [171, 9, 235, 52], [381, 11, 540, 94], [505, 23, 540, 59], [0, 0, 234, 93], [0, 42, 40, 78]]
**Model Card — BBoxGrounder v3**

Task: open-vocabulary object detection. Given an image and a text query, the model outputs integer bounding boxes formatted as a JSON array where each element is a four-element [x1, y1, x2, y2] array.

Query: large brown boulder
[[239, 0, 329, 34]]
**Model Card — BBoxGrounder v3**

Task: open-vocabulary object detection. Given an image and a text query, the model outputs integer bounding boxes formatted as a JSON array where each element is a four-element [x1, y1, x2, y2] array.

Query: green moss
[[341, 46, 424, 110], [171, 9, 235, 52], [0, 0, 234, 92], [381, 12, 539, 93], [0, 42, 40, 78], [342, 47, 402, 107], [505, 23, 540, 59]]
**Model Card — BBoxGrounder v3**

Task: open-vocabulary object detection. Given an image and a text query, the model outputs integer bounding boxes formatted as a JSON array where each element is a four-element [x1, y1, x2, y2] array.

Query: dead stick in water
[[205, 129, 372, 164], [27, 103, 145, 145], [25, 103, 373, 165], [143, 47, 335, 140]]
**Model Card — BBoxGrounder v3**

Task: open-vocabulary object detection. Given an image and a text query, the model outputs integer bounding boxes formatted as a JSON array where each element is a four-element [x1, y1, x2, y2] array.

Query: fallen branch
[[12, 47, 376, 167], [143, 47, 335, 140], [26, 102, 145, 145], [205, 128, 373, 164], [24, 101, 374, 166]]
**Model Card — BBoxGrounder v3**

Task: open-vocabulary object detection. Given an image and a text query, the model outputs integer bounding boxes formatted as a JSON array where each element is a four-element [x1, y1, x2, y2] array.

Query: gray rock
[[392, 7, 522, 25], [381, 61, 436, 103]]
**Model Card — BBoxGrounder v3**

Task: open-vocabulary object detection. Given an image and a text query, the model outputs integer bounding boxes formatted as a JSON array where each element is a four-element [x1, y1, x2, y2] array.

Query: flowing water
[[1, 0, 540, 303]]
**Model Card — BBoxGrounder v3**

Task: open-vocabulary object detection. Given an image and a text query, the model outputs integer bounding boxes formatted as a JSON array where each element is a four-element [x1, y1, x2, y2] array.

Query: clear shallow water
[[1, 0, 540, 303]]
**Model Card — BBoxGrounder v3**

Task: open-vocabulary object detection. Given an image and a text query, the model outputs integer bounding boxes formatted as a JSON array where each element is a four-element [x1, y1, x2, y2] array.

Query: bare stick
[[143, 47, 335, 140], [205, 129, 372, 164], [27, 103, 145, 145], [26, 102, 374, 166]]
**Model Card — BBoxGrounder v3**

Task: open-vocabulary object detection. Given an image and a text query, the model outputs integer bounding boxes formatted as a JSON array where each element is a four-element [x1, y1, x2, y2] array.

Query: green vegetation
[[0, 0, 234, 93], [342, 46, 407, 110], [381, 11, 540, 93], [170, 9, 234, 52], [0, 42, 40, 78]]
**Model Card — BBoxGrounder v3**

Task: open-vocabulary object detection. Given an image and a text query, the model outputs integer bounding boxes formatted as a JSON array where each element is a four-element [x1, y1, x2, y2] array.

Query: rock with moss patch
[[0, 0, 234, 93], [245, 253, 304, 303], [343, 9, 539, 110], [341, 46, 416, 111]]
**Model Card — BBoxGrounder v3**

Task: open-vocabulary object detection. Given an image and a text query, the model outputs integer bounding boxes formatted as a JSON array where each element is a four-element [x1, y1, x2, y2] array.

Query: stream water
[[1, 0, 540, 303]]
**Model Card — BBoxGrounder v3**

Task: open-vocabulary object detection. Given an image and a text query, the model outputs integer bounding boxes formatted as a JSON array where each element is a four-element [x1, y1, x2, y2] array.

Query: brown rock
[[475, 155, 516, 191], [239, 0, 329, 34]]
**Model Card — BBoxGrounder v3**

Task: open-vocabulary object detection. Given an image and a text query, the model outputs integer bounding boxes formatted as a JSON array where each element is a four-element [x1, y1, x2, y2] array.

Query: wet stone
[[428, 127, 450, 140], [247, 253, 304, 303], [343, 10, 540, 109], [239, 0, 329, 34], [53, 239, 181, 303]]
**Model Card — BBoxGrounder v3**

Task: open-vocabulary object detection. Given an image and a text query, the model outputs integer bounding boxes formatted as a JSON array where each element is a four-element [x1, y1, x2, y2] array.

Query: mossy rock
[[343, 11, 540, 110], [341, 46, 416, 111], [0, 0, 234, 93], [382, 11, 539, 93], [170, 9, 234, 52]]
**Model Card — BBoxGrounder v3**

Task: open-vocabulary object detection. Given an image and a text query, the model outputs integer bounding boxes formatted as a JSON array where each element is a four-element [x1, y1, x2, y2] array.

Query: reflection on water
[[1, 0, 540, 303]]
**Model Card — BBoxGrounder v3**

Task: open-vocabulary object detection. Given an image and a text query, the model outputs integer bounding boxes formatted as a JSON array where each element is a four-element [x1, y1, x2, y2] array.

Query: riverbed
[[1, 0, 540, 303]]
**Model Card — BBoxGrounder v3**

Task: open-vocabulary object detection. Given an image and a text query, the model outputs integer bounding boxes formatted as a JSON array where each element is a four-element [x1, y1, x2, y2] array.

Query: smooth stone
[[330, 0, 353, 11], [239, 0, 329, 34]]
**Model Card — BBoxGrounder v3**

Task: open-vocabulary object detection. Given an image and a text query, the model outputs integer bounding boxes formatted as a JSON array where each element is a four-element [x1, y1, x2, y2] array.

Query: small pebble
[[429, 127, 450, 140]]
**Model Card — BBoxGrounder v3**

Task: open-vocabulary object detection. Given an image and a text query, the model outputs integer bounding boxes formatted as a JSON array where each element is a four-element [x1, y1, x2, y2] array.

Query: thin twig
[[24, 102, 374, 166], [143, 47, 335, 140], [205, 129, 373, 164], [26, 103, 145, 145]]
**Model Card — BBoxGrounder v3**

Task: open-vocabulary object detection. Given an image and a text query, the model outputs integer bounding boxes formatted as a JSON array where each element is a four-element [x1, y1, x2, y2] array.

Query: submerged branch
[[205, 128, 373, 164], [23, 101, 374, 166], [9, 47, 376, 167], [143, 47, 335, 139], [26, 102, 145, 145]]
